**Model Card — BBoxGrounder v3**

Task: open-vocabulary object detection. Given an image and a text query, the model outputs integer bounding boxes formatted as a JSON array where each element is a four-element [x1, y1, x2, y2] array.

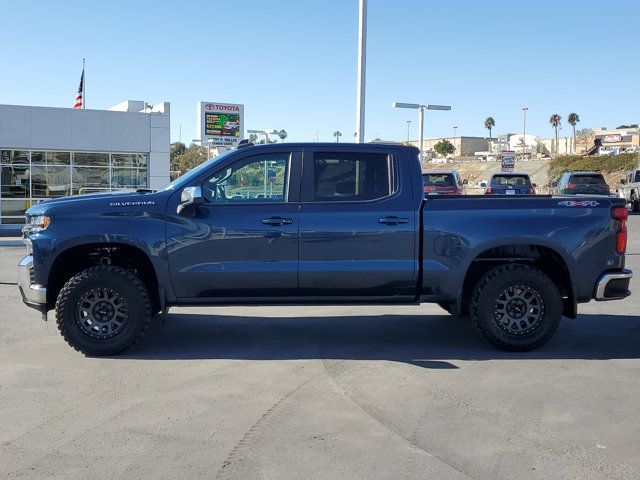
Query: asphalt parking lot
[[1, 219, 640, 480]]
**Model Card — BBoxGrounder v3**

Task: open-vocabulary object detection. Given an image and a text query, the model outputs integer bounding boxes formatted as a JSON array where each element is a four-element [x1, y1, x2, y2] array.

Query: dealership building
[[0, 100, 170, 227]]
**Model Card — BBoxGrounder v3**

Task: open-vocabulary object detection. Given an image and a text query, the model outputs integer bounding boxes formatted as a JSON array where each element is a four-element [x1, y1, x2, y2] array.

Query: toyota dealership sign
[[197, 101, 244, 147]]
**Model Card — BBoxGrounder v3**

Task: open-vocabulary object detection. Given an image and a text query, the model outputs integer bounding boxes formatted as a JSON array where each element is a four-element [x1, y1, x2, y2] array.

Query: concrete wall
[[0, 103, 170, 189]]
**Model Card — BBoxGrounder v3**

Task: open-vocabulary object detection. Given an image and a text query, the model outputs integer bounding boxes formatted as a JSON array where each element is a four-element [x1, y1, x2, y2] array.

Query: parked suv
[[422, 169, 467, 195], [617, 169, 640, 212], [485, 173, 536, 195], [553, 171, 610, 196]]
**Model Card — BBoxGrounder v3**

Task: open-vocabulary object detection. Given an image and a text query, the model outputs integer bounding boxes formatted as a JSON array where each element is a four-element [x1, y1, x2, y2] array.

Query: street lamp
[[247, 129, 284, 144], [406, 120, 411, 143], [355, 0, 367, 143], [393, 102, 452, 161], [522, 107, 528, 157], [192, 138, 214, 160]]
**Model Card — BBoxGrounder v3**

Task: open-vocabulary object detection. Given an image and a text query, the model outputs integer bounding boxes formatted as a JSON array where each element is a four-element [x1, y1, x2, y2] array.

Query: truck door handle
[[262, 217, 293, 226], [379, 216, 409, 225]]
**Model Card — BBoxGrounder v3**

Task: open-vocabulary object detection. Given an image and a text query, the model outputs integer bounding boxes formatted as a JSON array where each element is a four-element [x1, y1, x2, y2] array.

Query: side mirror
[[462, 179, 469, 185], [551, 181, 558, 188], [177, 186, 204, 216], [532, 183, 537, 188]]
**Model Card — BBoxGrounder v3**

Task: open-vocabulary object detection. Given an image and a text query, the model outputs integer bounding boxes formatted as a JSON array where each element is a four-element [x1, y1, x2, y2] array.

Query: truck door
[[298, 147, 417, 299], [166, 149, 301, 299]]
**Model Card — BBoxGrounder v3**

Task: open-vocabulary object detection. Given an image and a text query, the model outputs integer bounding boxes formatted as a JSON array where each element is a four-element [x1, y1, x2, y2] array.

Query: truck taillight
[[485, 186, 492, 194], [529, 187, 536, 195], [611, 206, 628, 254], [565, 183, 576, 189]]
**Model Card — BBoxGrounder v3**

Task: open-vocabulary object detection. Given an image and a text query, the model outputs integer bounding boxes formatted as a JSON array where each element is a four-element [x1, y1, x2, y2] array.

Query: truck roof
[[237, 142, 420, 152]]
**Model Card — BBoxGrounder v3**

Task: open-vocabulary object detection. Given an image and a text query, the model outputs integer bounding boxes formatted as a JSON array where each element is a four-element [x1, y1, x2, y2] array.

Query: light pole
[[248, 129, 284, 144], [192, 138, 214, 160], [406, 120, 411, 143], [355, 0, 367, 143], [393, 102, 452, 162], [522, 107, 528, 158], [453, 126, 458, 155]]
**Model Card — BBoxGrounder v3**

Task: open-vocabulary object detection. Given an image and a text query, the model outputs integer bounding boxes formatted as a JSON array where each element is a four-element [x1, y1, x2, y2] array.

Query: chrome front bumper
[[18, 255, 47, 311], [595, 269, 633, 301]]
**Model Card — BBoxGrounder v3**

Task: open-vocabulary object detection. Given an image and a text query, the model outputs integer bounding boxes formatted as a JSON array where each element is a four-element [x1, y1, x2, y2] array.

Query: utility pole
[[355, 0, 367, 143], [406, 120, 411, 143], [453, 126, 458, 155], [522, 107, 528, 158]]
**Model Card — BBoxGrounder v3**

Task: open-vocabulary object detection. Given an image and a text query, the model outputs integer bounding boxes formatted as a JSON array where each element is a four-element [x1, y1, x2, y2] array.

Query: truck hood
[[25, 190, 165, 218]]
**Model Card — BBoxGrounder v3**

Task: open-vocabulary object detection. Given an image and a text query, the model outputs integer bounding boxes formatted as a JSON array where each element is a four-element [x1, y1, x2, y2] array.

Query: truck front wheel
[[469, 264, 562, 351], [55, 266, 151, 356]]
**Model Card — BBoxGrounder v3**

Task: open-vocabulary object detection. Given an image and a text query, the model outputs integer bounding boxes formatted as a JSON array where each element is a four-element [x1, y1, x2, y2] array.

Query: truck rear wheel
[[469, 264, 562, 351], [55, 266, 151, 356]]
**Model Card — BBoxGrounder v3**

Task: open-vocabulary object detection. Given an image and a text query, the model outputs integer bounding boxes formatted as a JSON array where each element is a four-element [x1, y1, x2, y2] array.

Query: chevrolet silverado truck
[[18, 143, 632, 355]]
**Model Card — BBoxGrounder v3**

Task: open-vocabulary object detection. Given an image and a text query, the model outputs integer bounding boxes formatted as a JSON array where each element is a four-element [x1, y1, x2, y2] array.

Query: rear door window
[[491, 175, 531, 186], [307, 152, 394, 202], [569, 174, 605, 184], [423, 173, 454, 186]]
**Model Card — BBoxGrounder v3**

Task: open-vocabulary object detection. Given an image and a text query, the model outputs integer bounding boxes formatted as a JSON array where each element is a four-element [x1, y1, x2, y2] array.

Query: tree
[[170, 144, 207, 173], [575, 128, 594, 154], [567, 113, 580, 153], [484, 117, 495, 148], [434, 139, 455, 157], [278, 130, 288, 142], [333, 130, 343, 142], [617, 124, 639, 129], [549, 114, 562, 155], [170, 142, 186, 169]]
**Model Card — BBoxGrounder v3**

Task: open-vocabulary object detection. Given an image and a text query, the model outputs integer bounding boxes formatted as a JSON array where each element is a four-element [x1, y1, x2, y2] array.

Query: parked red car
[[422, 169, 467, 195]]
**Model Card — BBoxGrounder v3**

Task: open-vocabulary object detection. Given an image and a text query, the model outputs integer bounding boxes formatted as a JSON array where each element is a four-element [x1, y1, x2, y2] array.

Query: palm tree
[[567, 113, 579, 153], [484, 117, 495, 151], [333, 130, 342, 143], [549, 114, 562, 155]]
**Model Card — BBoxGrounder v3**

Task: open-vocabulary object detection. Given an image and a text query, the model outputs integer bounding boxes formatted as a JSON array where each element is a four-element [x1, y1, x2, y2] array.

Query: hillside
[[436, 153, 638, 194]]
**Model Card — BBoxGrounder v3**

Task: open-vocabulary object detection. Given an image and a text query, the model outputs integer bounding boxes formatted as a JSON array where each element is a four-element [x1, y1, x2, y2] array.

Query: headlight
[[30, 215, 51, 231]]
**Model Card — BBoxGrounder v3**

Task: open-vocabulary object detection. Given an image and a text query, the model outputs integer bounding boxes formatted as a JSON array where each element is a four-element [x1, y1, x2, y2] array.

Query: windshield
[[491, 175, 531, 186], [423, 173, 454, 186], [160, 150, 235, 191]]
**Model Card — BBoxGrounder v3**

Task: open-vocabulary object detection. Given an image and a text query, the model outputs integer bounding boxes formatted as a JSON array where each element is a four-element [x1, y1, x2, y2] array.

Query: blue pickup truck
[[18, 143, 632, 355]]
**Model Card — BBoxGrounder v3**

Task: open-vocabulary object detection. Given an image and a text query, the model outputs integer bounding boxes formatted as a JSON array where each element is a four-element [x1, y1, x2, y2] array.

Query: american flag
[[73, 68, 84, 109]]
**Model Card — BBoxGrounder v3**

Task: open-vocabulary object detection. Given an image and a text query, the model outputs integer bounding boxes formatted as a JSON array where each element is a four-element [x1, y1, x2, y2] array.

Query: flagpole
[[82, 58, 85, 109]]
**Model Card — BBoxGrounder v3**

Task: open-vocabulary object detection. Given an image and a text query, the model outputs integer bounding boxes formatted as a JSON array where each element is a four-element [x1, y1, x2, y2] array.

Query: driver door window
[[202, 153, 290, 203]]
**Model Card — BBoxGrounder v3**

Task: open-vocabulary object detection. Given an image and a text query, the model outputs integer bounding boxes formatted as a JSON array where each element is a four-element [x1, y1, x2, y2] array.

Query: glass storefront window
[[31, 151, 71, 165], [111, 167, 147, 189], [1, 165, 30, 197], [112, 153, 148, 168], [72, 166, 109, 194], [31, 165, 71, 197], [0, 150, 29, 164], [0, 150, 150, 224], [73, 152, 109, 167]]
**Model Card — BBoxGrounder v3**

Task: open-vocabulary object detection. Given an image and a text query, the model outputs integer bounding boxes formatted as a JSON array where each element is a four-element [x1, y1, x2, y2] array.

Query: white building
[[0, 101, 170, 227]]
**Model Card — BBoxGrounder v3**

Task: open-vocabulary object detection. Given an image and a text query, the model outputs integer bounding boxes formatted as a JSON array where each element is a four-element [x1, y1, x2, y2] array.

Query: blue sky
[[1, 0, 638, 143]]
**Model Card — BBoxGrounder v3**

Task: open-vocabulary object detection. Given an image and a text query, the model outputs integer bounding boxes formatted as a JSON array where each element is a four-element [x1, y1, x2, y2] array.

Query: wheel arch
[[457, 241, 575, 318], [47, 242, 161, 313]]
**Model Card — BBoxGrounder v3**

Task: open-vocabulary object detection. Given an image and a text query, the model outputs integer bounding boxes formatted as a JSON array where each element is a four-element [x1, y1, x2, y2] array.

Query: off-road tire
[[470, 264, 562, 351], [55, 266, 151, 356]]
